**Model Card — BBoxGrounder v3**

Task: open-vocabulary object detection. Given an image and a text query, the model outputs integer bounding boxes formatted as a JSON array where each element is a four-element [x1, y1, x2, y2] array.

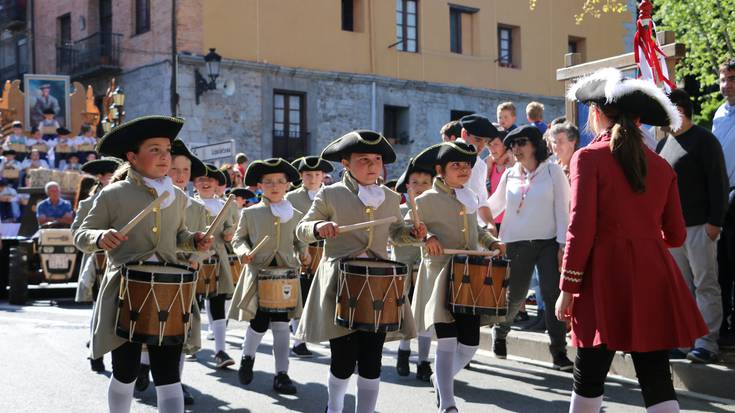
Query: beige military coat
[[74, 168, 199, 359], [294, 172, 419, 343], [72, 192, 102, 302], [390, 202, 423, 296], [412, 177, 501, 333], [285, 186, 314, 216], [228, 198, 307, 321]]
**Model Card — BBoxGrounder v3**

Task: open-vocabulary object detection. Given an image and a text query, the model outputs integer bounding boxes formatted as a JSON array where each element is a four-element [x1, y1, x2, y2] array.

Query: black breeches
[[434, 312, 481, 346], [111, 341, 182, 386], [329, 331, 386, 379], [250, 308, 289, 333]]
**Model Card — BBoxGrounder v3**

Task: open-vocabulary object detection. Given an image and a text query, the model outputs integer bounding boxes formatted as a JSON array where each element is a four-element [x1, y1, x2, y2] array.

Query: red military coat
[[560, 132, 707, 352]]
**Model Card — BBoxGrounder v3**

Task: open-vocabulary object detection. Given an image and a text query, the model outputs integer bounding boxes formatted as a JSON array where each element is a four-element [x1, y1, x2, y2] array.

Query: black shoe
[[273, 372, 297, 394], [238, 356, 255, 385], [552, 353, 574, 372], [396, 349, 410, 376], [493, 339, 507, 359], [416, 361, 432, 382], [291, 342, 314, 358], [182, 384, 194, 405], [464, 361, 471, 370], [214, 351, 235, 369], [135, 363, 150, 392], [513, 311, 530, 323], [89, 357, 105, 373]]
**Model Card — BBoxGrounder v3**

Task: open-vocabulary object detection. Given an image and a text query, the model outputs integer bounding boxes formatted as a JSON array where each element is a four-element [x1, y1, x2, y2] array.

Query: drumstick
[[247, 235, 271, 257], [337, 216, 397, 233], [118, 192, 169, 236], [203, 194, 235, 240], [443, 248, 500, 257], [407, 188, 421, 229]]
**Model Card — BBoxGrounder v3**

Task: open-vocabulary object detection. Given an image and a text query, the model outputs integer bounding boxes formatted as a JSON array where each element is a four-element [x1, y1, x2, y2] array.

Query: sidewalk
[[478, 325, 735, 401]]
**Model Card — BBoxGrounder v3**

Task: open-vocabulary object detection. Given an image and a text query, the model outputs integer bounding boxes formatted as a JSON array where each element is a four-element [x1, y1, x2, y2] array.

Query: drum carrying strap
[[118, 265, 193, 345]]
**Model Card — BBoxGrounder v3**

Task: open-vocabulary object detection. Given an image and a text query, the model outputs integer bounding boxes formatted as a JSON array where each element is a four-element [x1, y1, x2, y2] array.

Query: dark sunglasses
[[510, 138, 530, 148]]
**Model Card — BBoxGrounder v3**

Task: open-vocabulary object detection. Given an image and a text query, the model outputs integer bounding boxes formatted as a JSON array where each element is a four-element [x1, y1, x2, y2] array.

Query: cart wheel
[[8, 247, 28, 305]]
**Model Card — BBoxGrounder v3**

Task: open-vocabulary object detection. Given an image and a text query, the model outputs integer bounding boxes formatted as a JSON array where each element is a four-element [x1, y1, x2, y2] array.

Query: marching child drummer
[[391, 157, 436, 381], [72, 157, 120, 373], [153, 138, 210, 405], [73, 116, 212, 413], [411, 141, 505, 413], [193, 164, 237, 368], [228, 158, 307, 394], [285, 155, 334, 358], [295, 130, 426, 413]]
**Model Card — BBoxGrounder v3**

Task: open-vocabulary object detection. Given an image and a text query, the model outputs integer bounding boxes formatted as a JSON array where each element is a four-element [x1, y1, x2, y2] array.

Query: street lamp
[[101, 118, 112, 134], [112, 87, 125, 106], [195, 47, 222, 104]]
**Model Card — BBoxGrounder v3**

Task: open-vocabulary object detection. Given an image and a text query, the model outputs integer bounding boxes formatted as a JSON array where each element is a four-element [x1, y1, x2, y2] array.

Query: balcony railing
[[0, 0, 26, 31], [56, 32, 122, 79]]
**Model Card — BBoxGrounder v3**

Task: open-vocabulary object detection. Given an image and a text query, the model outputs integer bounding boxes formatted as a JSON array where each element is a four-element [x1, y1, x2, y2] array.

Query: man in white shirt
[[712, 58, 735, 341], [458, 114, 500, 228]]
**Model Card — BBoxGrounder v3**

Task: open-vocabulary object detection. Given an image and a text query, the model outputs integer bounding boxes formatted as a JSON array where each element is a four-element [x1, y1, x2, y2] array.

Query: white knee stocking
[[435, 337, 457, 410], [242, 326, 265, 358], [155, 382, 184, 413], [107, 376, 135, 413], [327, 372, 350, 413], [271, 321, 290, 373], [355, 376, 380, 413]]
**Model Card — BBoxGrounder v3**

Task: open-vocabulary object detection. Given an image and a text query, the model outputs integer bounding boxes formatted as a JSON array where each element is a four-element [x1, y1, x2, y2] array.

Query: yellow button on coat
[[152, 227, 158, 233]]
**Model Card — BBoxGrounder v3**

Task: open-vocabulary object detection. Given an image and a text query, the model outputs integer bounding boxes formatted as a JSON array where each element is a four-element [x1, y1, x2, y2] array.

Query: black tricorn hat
[[321, 130, 397, 164], [171, 139, 206, 180], [414, 141, 478, 171], [97, 116, 185, 160], [81, 157, 122, 176], [395, 156, 437, 193], [228, 187, 256, 200], [56, 127, 71, 136], [42, 108, 55, 115], [460, 114, 500, 139], [291, 156, 334, 173], [503, 124, 545, 148], [11, 120, 22, 128], [3, 149, 17, 156], [244, 158, 300, 186], [567, 67, 682, 129], [202, 163, 227, 186]]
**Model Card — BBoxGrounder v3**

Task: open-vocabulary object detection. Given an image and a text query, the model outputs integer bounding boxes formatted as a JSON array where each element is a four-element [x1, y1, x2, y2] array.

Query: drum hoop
[[124, 261, 195, 272], [339, 258, 408, 276], [123, 269, 196, 284], [452, 254, 510, 266], [202, 257, 219, 265]]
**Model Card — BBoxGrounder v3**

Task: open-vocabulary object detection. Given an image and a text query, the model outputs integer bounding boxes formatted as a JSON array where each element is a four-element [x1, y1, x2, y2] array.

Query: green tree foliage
[[655, 0, 733, 124]]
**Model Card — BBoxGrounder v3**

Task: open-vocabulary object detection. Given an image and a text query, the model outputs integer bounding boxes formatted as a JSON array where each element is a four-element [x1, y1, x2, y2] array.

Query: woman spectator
[[549, 122, 581, 179], [556, 68, 707, 412], [488, 125, 573, 371]]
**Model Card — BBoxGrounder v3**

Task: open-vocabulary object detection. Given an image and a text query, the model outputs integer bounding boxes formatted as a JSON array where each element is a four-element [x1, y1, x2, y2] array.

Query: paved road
[[0, 300, 732, 412]]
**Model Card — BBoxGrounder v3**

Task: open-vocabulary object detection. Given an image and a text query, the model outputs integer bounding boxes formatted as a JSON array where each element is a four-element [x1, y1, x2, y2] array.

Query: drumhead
[[339, 258, 408, 276], [125, 262, 194, 274], [258, 267, 297, 279], [124, 262, 195, 283]]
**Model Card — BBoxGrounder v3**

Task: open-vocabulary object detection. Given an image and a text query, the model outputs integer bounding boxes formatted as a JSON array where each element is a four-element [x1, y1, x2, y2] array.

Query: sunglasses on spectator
[[510, 138, 530, 148]]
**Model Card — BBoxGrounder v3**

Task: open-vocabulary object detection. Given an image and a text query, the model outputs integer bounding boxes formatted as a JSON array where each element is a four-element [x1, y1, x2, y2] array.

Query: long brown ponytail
[[601, 104, 647, 193]]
